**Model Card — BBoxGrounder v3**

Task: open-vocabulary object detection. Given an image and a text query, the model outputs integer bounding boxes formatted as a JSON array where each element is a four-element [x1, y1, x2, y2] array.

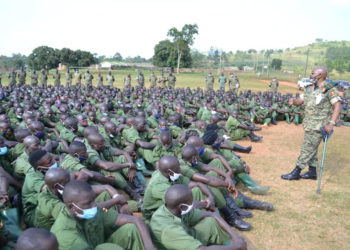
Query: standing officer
[[106, 71, 115, 87], [167, 71, 176, 88], [31, 70, 38, 86], [65, 68, 73, 87], [218, 72, 227, 91], [53, 69, 61, 87], [269, 77, 279, 92], [205, 72, 214, 91], [149, 72, 158, 88], [281, 67, 341, 180], [18, 67, 26, 86]]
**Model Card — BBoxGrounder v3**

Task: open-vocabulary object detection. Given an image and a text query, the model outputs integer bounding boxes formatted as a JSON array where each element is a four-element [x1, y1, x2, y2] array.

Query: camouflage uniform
[[269, 78, 279, 92], [149, 73, 158, 88], [40, 69, 48, 87], [123, 74, 131, 88], [106, 72, 115, 87], [228, 74, 239, 93], [158, 73, 167, 88], [53, 70, 61, 87], [8, 71, 17, 86], [295, 82, 341, 169], [84, 71, 93, 87], [18, 69, 26, 85], [74, 71, 82, 86], [136, 72, 145, 88], [205, 73, 214, 91], [167, 73, 176, 88], [31, 71, 38, 86], [97, 74, 103, 87], [65, 70, 73, 87]]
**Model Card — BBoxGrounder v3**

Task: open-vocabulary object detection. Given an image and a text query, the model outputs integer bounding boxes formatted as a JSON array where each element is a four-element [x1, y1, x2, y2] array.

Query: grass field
[[2, 69, 349, 249]]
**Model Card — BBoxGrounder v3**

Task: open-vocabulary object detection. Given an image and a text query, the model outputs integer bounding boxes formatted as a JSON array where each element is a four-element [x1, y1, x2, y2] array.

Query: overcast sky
[[1, 0, 349, 58]]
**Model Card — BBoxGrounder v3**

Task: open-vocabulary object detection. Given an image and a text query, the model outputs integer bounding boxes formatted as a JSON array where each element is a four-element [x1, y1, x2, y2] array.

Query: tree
[[28, 46, 60, 70], [113, 52, 123, 61], [315, 38, 323, 43], [270, 58, 282, 70], [167, 24, 198, 73], [153, 39, 192, 68], [248, 49, 257, 54]]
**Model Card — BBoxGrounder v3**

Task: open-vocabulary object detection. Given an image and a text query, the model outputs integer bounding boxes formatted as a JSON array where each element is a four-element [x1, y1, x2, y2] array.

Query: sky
[[0, 0, 349, 59]]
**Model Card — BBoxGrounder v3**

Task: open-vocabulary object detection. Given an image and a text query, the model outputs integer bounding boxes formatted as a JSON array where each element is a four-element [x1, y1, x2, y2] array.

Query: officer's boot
[[251, 123, 262, 131], [123, 185, 143, 203], [219, 206, 252, 231], [133, 172, 146, 195], [281, 166, 301, 180], [135, 158, 153, 177], [236, 173, 270, 195], [233, 144, 252, 153], [243, 197, 274, 211], [271, 117, 277, 125], [224, 195, 252, 218], [249, 131, 262, 142], [300, 166, 317, 180]]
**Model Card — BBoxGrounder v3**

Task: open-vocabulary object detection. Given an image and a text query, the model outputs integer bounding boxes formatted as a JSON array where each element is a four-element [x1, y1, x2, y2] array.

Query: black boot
[[249, 131, 262, 142], [244, 199, 274, 211], [220, 206, 252, 231], [271, 117, 277, 125], [225, 195, 253, 218], [300, 166, 317, 180], [233, 144, 252, 153], [281, 166, 301, 180], [123, 185, 142, 202], [251, 124, 262, 131]]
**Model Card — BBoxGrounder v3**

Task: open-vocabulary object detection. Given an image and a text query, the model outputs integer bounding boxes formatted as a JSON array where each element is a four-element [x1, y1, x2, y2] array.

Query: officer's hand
[[324, 123, 334, 134], [0, 192, 9, 205]]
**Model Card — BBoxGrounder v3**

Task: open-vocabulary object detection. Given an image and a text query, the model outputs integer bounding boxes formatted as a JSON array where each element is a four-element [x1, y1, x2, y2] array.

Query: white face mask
[[56, 183, 64, 195], [169, 169, 181, 182], [180, 203, 193, 216]]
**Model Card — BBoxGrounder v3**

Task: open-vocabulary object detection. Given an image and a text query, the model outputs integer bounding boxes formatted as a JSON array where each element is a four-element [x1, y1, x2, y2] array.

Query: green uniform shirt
[[301, 83, 340, 131], [152, 142, 182, 163], [218, 75, 227, 88], [22, 168, 45, 226], [13, 152, 31, 177], [60, 127, 77, 143], [34, 188, 64, 230], [179, 160, 204, 179], [51, 207, 118, 250], [61, 154, 86, 173], [150, 205, 203, 250], [142, 170, 190, 220]]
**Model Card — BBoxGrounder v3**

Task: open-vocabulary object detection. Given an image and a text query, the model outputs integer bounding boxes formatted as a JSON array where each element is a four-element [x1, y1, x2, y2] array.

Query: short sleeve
[[180, 162, 197, 179], [123, 129, 141, 144], [151, 183, 169, 202], [87, 149, 101, 167], [101, 208, 118, 231]]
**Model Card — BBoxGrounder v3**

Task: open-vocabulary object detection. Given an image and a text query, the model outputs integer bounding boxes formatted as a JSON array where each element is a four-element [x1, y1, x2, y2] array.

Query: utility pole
[[304, 49, 309, 77]]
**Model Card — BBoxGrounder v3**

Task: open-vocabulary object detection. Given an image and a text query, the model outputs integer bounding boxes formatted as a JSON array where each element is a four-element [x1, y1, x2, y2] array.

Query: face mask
[[49, 162, 58, 169], [77, 155, 87, 163], [35, 131, 46, 139], [310, 77, 318, 84], [159, 127, 169, 132], [214, 142, 221, 149], [211, 110, 217, 114], [180, 203, 193, 216], [72, 203, 97, 220], [102, 112, 108, 116], [109, 134, 114, 138], [196, 147, 205, 156], [16, 115, 22, 119], [0, 147, 8, 155], [191, 158, 198, 167], [154, 114, 161, 119], [169, 169, 181, 182], [56, 183, 64, 195]]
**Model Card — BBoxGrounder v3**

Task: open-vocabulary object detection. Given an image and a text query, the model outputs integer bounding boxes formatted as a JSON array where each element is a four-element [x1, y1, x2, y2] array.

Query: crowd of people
[[0, 68, 349, 250]]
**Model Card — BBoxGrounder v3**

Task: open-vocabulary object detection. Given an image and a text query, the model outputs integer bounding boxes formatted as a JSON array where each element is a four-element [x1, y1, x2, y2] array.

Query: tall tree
[[167, 24, 198, 73]]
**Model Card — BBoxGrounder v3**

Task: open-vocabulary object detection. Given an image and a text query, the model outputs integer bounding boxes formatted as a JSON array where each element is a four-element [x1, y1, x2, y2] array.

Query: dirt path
[[260, 79, 298, 89]]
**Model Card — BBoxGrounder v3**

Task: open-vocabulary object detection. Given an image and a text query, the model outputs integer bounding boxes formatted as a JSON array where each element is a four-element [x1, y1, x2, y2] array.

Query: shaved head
[[15, 228, 58, 250], [165, 184, 192, 209]]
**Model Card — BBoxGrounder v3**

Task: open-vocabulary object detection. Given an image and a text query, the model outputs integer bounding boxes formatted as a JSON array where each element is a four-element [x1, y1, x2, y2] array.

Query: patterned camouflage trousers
[[296, 130, 323, 169]]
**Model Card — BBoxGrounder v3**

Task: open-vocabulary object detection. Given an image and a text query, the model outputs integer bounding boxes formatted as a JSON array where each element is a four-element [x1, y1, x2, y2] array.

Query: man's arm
[[325, 101, 341, 134], [95, 159, 132, 171], [115, 215, 156, 250], [135, 139, 156, 149]]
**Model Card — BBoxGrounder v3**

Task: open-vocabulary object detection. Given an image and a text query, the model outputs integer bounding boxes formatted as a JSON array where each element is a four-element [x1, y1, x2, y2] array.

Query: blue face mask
[[214, 142, 221, 149], [343, 106, 347, 110], [49, 162, 58, 169], [159, 127, 169, 132], [191, 157, 198, 167], [35, 131, 46, 139], [154, 114, 161, 119], [73, 203, 97, 220], [78, 156, 87, 163], [0, 147, 8, 155]]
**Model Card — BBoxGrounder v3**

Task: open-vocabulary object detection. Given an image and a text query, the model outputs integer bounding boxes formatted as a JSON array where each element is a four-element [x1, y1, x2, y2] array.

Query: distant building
[[100, 61, 112, 68], [243, 66, 254, 71]]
